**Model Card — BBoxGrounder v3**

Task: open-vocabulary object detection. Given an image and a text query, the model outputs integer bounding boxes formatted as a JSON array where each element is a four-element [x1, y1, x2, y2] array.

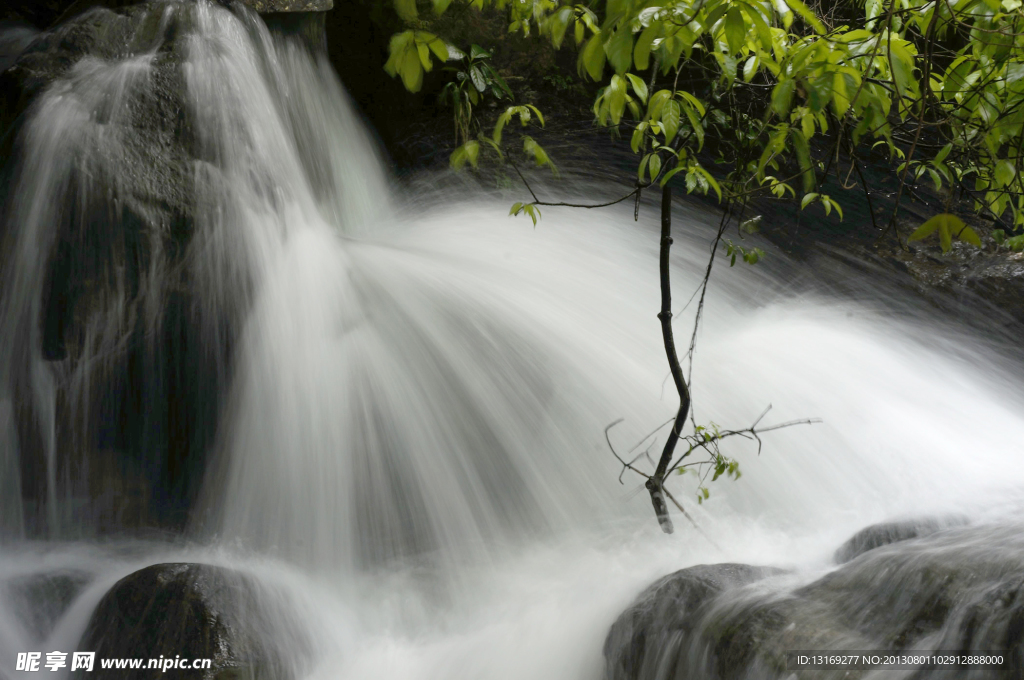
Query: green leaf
[[509, 202, 523, 216], [580, 34, 607, 81], [432, 0, 453, 14], [832, 71, 850, 117], [523, 136, 556, 174], [634, 22, 661, 71], [626, 73, 649, 104], [661, 99, 681, 143], [782, 0, 825, 33], [465, 140, 479, 168], [399, 48, 424, 92], [470, 44, 491, 60], [908, 214, 968, 253], [826, 196, 843, 220], [1006, 234, 1024, 251], [772, 79, 796, 118], [648, 89, 672, 120], [547, 7, 571, 48], [790, 129, 815, 193], [680, 101, 704, 150], [801, 192, 819, 209], [677, 91, 706, 117], [492, 108, 513, 145], [801, 111, 815, 139], [450, 140, 480, 169], [417, 42, 432, 71], [695, 167, 722, 201], [605, 28, 633, 74], [522, 204, 539, 226], [606, 75, 627, 124], [959, 226, 982, 247], [631, 123, 646, 153], [659, 165, 686, 187], [724, 7, 746, 54], [889, 41, 916, 97], [648, 153, 662, 183], [742, 54, 760, 82], [995, 159, 1016, 187], [469, 65, 486, 92], [485, 64, 513, 99], [526, 104, 546, 127]]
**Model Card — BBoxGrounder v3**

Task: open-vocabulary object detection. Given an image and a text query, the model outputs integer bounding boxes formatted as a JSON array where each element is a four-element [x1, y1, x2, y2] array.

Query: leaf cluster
[[385, 0, 1024, 246]]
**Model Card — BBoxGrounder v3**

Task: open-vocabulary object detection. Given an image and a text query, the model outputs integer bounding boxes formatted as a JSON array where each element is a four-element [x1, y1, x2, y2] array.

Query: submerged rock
[[606, 522, 1024, 680], [604, 563, 786, 680], [74, 563, 309, 680], [834, 516, 967, 564]]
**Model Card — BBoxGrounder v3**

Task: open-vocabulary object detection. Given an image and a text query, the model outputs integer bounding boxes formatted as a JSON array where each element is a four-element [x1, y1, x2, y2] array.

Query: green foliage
[[993, 229, 1024, 251], [438, 44, 513, 145], [674, 421, 742, 504], [384, 30, 448, 93], [724, 240, 765, 266], [509, 201, 542, 225], [385, 0, 1024, 240], [908, 213, 981, 252]]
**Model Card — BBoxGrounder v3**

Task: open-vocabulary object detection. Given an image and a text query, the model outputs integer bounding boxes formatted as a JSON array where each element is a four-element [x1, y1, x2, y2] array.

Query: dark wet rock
[[834, 516, 968, 564], [883, 238, 1024, 326], [1, 3, 196, 221], [74, 563, 309, 680], [0, 1, 330, 536], [2, 570, 92, 643], [604, 563, 786, 680], [0, 3, 214, 534], [606, 523, 1024, 680], [0, 22, 38, 72], [0, 1, 329, 29], [244, 0, 333, 11]]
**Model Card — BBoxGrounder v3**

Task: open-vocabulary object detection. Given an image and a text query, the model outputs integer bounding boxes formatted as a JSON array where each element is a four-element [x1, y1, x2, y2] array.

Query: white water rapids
[[2, 3, 1024, 679]]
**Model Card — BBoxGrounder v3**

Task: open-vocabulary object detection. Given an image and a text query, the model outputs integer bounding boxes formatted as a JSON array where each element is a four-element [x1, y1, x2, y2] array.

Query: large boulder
[[606, 521, 1024, 680], [73, 563, 310, 680], [0, 0, 329, 536]]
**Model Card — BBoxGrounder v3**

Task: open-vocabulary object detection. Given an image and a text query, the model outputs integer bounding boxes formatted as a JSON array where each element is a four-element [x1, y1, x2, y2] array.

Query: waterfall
[[2, 3, 1024, 679]]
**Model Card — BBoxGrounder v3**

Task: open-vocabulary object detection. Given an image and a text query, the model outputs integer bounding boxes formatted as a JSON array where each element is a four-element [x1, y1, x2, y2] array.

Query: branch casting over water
[[646, 186, 690, 535]]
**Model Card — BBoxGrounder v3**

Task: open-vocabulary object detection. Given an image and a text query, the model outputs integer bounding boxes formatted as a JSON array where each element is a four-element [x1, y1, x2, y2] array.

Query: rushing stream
[[2, 3, 1024, 679]]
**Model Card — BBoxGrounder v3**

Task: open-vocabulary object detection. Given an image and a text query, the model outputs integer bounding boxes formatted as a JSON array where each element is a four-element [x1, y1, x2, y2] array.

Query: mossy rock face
[[606, 523, 1024, 680], [73, 563, 310, 680]]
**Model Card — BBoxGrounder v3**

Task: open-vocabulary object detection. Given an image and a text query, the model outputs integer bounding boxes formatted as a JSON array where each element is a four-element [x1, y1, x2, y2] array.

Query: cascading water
[[2, 2, 1024, 679]]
